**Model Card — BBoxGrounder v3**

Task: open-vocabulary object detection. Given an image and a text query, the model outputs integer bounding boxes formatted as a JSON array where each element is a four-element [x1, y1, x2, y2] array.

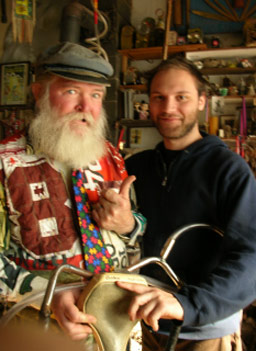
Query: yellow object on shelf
[[209, 116, 219, 135]]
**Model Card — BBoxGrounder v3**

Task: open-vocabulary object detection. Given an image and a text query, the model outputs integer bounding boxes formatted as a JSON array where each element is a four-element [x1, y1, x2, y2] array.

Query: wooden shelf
[[0, 105, 33, 111], [201, 67, 256, 75], [118, 119, 154, 128], [186, 46, 256, 61], [186, 46, 256, 76], [209, 95, 256, 104], [119, 44, 207, 61], [119, 84, 147, 91], [117, 119, 155, 148]]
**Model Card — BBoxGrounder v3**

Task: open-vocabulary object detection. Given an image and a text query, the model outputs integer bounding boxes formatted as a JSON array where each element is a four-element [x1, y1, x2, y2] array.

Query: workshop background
[[0, 0, 255, 144], [0, 1, 256, 350]]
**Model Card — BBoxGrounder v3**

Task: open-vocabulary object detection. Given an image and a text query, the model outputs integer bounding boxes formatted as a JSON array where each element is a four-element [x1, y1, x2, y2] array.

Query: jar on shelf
[[135, 21, 150, 48], [154, 8, 165, 47]]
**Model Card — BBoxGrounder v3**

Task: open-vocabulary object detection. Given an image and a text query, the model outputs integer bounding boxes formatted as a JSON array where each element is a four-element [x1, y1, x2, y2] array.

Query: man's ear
[[31, 82, 43, 101], [198, 92, 207, 111]]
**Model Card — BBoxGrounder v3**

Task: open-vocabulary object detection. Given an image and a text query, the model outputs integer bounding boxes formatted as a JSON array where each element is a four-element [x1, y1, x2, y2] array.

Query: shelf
[[119, 84, 147, 91], [0, 105, 33, 111], [186, 47, 256, 76], [119, 44, 207, 61], [118, 119, 154, 128], [201, 67, 256, 75], [225, 95, 255, 99], [223, 137, 256, 148], [209, 96, 256, 104], [186, 46, 256, 61]]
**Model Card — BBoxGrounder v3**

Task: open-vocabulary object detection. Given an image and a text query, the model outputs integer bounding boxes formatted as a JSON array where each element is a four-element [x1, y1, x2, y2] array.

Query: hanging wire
[[82, 0, 109, 62]]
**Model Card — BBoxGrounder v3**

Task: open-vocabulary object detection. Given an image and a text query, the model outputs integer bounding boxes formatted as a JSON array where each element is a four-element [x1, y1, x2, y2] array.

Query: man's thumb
[[119, 175, 136, 198]]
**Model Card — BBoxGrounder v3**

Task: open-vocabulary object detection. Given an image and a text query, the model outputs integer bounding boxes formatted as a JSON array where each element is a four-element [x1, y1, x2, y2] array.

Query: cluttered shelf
[[186, 46, 256, 61], [201, 67, 256, 75], [216, 95, 256, 103], [119, 84, 147, 91], [118, 119, 154, 127], [119, 79, 256, 93], [118, 44, 207, 61], [119, 46, 256, 92], [186, 46, 256, 76]]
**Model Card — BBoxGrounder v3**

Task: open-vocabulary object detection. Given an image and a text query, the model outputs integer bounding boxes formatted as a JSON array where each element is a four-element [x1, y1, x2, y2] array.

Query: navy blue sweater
[[126, 133, 256, 339]]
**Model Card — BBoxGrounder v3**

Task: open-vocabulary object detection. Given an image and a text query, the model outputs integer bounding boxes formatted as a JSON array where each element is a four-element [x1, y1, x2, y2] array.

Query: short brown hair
[[145, 55, 208, 96]]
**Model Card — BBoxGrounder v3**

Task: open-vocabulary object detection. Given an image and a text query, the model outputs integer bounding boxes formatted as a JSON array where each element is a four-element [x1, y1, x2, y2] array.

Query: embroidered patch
[[65, 198, 72, 208], [30, 182, 49, 201], [39, 217, 59, 238]]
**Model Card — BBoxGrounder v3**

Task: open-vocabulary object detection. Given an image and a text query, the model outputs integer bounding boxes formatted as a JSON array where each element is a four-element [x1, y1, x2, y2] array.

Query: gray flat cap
[[37, 42, 114, 86]]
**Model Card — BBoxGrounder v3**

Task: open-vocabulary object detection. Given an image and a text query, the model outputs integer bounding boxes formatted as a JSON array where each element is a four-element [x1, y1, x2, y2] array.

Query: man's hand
[[116, 282, 184, 332], [51, 288, 96, 341], [92, 175, 136, 235]]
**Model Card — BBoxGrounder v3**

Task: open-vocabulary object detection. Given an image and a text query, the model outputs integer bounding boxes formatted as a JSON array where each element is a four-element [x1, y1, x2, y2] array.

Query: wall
[[0, 0, 11, 59], [131, 0, 248, 35], [131, 0, 166, 28], [0, 0, 70, 63]]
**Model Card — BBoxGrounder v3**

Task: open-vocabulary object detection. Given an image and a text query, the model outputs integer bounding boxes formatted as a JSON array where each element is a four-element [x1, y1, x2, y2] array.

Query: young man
[[117, 57, 256, 350], [0, 42, 145, 340]]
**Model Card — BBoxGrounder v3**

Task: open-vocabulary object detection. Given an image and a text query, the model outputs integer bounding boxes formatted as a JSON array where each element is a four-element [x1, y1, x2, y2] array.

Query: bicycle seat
[[77, 272, 147, 351]]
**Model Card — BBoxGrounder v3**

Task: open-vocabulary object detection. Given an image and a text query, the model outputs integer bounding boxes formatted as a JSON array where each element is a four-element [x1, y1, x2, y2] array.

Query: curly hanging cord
[[82, 0, 109, 62]]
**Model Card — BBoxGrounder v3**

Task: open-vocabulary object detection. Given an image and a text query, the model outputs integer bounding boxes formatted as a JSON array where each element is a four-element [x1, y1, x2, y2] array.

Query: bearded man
[[0, 42, 145, 340]]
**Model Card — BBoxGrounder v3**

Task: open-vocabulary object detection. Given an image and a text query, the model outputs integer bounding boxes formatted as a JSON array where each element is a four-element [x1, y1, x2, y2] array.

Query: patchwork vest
[[0, 136, 128, 271]]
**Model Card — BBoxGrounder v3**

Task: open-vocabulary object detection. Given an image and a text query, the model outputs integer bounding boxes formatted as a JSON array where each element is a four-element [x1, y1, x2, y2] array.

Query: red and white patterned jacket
[[0, 134, 145, 300]]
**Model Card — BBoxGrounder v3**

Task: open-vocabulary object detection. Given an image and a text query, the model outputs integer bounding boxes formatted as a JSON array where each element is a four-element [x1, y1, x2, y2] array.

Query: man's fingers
[[116, 281, 153, 321], [63, 322, 93, 340], [116, 281, 148, 293], [75, 312, 97, 324], [56, 310, 96, 340], [50, 288, 98, 341], [119, 175, 136, 199], [100, 175, 136, 203], [60, 302, 97, 326], [70, 331, 92, 341], [136, 300, 160, 331]]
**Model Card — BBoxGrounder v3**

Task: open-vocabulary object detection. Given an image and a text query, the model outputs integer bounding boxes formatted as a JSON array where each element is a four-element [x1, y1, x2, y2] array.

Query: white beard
[[29, 89, 108, 169]]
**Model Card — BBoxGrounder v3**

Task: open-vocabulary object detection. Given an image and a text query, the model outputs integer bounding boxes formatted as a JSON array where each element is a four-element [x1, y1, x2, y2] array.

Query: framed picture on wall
[[220, 114, 238, 129], [0, 62, 30, 107], [220, 114, 239, 137]]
